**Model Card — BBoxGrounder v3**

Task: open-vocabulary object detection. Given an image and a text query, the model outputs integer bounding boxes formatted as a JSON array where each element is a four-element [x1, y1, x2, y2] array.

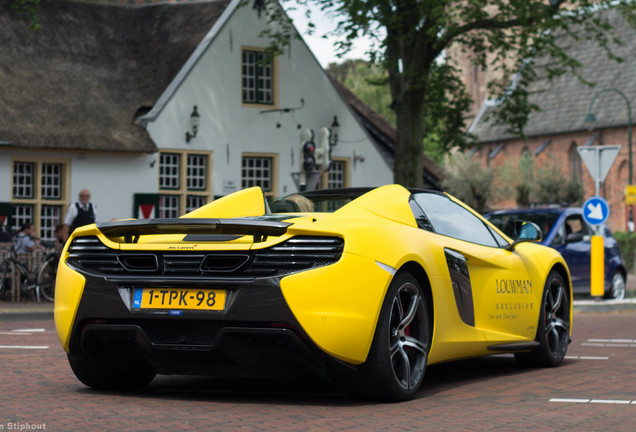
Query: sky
[[285, 4, 375, 67]]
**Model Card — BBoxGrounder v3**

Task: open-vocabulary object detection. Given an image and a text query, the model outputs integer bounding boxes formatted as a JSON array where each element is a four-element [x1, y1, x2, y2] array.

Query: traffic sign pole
[[583, 197, 610, 297]]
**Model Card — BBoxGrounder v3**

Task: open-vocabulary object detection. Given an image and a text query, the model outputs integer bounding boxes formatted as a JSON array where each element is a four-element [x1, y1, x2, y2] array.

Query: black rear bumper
[[67, 273, 344, 379]]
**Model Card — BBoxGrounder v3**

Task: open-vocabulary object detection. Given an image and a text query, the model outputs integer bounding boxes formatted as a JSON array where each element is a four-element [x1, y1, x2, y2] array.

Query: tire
[[0, 263, 6, 299], [347, 272, 431, 401], [604, 271, 625, 301], [37, 259, 57, 302], [515, 270, 570, 367], [0, 271, 10, 301], [68, 354, 156, 390]]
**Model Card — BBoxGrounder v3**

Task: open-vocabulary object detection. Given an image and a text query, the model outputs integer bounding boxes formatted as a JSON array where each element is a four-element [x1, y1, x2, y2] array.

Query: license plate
[[132, 288, 226, 310]]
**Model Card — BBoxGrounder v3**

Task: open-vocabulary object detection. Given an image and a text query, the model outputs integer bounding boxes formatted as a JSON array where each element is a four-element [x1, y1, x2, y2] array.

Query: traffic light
[[315, 127, 331, 170], [300, 129, 315, 172]]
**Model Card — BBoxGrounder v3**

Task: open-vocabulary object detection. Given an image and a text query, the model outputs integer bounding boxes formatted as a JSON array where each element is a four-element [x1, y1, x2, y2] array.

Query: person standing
[[63, 189, 97, 240]]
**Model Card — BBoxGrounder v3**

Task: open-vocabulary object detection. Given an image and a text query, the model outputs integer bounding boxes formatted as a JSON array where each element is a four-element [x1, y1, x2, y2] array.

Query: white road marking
[[550, 398, 635, 405], [550, 398, 590, 403], [564, 355, 609, 360], [0, 345, 49, 349], [582, 339, 636, 347], [0, 328, 47, 336], [590, 399, 632, 404]]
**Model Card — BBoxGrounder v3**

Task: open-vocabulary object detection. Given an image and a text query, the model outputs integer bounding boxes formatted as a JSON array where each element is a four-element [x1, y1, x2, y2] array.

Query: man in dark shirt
[[63, 189, 97, 240]]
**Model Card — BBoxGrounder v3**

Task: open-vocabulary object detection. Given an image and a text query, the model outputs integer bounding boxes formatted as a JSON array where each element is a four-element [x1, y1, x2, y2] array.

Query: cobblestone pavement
[[1, 311, 636, 431]]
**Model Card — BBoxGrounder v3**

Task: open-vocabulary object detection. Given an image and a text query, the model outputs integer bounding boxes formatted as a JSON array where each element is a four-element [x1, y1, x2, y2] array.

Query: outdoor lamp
[[330, 115, 340, 146], [185, 105, 200, 143], [584, 88, 632, 184], [583, 112, 597, 124]]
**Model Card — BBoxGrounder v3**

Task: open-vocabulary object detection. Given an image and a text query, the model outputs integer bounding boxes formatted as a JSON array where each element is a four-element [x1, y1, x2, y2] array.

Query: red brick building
[[466, 7, 635, 232]]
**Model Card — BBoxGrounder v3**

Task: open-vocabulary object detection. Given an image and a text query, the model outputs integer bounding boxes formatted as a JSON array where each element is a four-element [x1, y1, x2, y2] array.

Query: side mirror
[[506, 221, 543, 251]]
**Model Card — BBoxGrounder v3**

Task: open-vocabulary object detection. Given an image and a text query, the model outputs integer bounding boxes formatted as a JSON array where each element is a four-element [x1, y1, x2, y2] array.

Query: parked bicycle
[[0, 243, 59, 303]]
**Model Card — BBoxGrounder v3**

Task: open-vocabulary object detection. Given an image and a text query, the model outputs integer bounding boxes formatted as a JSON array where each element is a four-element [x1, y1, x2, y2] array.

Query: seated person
[[14, 223, 37, 254]]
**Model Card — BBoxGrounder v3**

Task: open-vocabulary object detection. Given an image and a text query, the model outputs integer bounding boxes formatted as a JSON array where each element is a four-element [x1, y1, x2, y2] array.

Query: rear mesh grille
[[66, 235, 343, 279]]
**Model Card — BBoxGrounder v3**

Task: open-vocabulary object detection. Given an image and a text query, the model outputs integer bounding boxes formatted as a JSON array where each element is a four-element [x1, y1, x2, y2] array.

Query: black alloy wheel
[[349, 272, 431, 401], [516, 270, 570, 367]]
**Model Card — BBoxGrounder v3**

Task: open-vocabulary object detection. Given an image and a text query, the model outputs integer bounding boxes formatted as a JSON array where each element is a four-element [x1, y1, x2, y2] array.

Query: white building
[[0, 0, 441, 239]]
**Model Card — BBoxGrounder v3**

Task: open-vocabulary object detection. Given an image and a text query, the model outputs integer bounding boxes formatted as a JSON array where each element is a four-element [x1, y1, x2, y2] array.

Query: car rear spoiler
[[96, 218, 291, 244]]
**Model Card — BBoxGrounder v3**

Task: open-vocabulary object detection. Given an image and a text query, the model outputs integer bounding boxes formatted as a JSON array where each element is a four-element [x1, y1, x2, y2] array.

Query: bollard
[[591, 235, 605, 296]]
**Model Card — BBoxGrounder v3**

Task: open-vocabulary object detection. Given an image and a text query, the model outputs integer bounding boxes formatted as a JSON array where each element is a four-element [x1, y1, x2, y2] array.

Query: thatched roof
[[470, 7, 636, 143], [0, 0, 229, 153]]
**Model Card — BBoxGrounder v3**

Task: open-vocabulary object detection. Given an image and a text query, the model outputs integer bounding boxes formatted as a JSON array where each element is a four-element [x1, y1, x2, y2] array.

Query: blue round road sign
[[583, 196, 610, 225]]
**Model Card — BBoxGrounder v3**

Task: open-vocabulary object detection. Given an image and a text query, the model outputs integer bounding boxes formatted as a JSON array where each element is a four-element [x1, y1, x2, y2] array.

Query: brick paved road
[[1, 312, 635, 432]]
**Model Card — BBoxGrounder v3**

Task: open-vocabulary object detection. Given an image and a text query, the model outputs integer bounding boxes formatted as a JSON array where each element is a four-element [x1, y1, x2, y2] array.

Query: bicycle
[[0, 243, 59, 303]]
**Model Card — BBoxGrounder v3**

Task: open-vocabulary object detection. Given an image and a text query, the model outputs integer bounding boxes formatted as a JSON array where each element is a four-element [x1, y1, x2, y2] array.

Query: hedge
[[613, 231, 636, 274]]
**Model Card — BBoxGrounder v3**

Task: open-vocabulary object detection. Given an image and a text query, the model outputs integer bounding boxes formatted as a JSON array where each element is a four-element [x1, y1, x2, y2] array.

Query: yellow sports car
[[54, 185, 572, 401]]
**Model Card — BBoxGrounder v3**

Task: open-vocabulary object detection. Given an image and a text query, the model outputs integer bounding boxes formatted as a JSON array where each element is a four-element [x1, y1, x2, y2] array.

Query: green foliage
[[445, 150, 583, 210], [441, 154, 494, 212], [327, 60, 396, 125], [532, 159, 583, 205], [613, 231, 636, 273], [495, 149, 535, 206], [267, 0, 636, 187], [10, 0, 46, 30], [327, 60, 473, 163]]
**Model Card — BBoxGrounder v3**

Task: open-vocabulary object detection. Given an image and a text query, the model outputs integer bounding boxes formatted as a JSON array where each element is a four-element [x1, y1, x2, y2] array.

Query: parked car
[[55, 186, 572, 401], [485, 207, 626, 300]]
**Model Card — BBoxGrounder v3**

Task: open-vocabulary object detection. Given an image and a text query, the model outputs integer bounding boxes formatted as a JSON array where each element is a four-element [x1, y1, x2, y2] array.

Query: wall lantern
[[330, 115, 340, 146], [185, 105, 200, 143], [583, 88, 632, 184]]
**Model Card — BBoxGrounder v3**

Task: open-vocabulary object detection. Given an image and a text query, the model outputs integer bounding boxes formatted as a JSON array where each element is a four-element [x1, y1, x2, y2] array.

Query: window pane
[[11, 204, 33, 233], [242, 157, 272, 192], [186, 195, 206, 213], [40, 205, 62, 240], [41, 163, 63, 199], [242, 50, 273, 105], [413, 193, 499, 247], [242, 51, 256, 103], [13, 162, 34, 199], [159, 195, 179, 218], [187, 154, 207, 191], [160, 153, 180, 190], [327, 161, 346, 189]]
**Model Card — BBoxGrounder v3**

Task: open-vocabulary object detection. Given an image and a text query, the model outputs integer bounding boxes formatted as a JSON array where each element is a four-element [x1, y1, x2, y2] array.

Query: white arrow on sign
[[586, 202, 605, 220]]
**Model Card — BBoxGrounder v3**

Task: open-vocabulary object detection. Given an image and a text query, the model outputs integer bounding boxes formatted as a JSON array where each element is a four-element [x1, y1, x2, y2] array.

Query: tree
[[262, 0, 635, 187], [327, 59, 461, 163], [532, 159, 583, 205], [495, 150, 583, 207], [496, 149, 535, 207], [327, 60, 396, 125], [442, 154, 494, 212]]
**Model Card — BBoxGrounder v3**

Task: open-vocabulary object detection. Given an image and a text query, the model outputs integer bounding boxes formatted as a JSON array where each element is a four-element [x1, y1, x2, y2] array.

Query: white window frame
[[321, 157, 350, 189], [158, 150, 212, 216], [241, 47, 277, 108], [241, 153, 278, 196], [11, 158, 69, 240]]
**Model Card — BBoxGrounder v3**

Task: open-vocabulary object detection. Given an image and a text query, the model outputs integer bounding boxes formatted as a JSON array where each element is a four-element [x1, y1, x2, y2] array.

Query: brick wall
[[473, 127, 632, 232]]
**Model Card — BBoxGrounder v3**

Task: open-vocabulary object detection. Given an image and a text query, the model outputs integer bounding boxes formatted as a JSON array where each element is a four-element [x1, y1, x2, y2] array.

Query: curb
[[573, 298, 636, 313]]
